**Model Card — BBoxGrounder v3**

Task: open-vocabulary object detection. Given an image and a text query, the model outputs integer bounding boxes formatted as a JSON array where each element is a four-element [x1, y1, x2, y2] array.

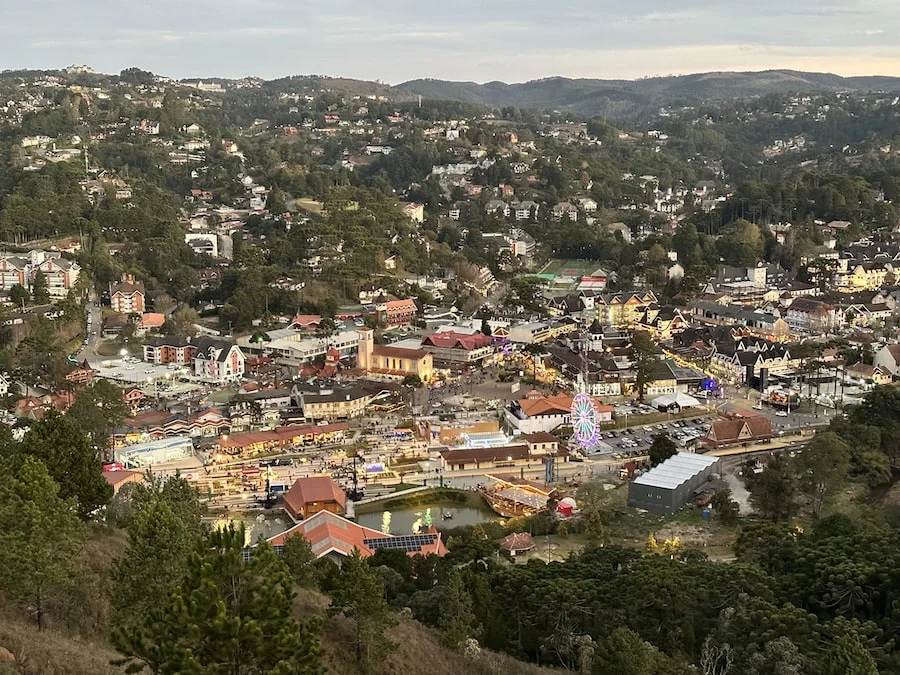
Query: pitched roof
[[518, 393, 613, 417], [421, 331, 492, 351], [706, 416, 774, 443], [267, 510, 447, 558], [283, 477, 346, 516]]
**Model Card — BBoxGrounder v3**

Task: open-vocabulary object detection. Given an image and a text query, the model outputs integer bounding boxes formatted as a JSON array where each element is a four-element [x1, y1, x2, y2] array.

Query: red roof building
[[266, 510, 448, 564], [377, 298, 418, 327], [420, 331, 494, 365], [282, 476, 347, 521]]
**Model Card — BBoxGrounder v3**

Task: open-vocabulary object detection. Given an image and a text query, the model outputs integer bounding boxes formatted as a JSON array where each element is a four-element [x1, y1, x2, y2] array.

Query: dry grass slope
[[0, 582, 556, 675]]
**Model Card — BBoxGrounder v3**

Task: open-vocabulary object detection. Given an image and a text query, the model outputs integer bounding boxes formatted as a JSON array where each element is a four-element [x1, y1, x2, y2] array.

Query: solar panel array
[[364, 534, 438, 552]]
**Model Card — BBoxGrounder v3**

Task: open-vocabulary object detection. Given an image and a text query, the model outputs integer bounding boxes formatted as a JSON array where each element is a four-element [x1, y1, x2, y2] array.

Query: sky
[[4, 0, 900, 83]]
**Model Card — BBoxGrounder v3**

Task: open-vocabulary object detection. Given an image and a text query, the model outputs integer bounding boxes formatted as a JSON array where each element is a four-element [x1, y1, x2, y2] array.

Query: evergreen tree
[[114, 525, 324, 674], [823, 631, 878, 675], [281, 534, 318, 589], [746, 454, 798, 522], [328, 550, 397, 668], [438, 569, 479, 648], [110, 498, 197, 634], [648, 434, 677, 467], [66, 379, 130, 450], [31, 269, 50, 304], [0, 456, 85, 630], [16, 411, 112, 518]]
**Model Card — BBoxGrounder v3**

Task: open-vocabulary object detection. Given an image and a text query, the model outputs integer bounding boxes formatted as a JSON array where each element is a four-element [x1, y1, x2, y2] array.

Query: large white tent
[[650, 392, 701, 411]]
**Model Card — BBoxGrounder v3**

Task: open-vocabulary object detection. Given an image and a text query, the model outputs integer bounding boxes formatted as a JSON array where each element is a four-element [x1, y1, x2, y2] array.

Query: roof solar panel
[[364, 534, 438, 553]]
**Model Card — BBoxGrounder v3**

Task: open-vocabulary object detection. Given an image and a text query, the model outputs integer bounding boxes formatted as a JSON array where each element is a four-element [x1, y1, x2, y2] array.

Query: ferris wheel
[[571, 393, 600, 449]]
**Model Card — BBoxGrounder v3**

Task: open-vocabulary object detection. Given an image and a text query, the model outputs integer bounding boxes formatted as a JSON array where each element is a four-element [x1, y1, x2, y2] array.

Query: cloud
[[2, 0, 900, 82]]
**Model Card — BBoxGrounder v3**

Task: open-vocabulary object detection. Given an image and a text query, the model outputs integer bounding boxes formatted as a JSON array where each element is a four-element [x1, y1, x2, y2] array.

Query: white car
[[775, 410, 789, 417]]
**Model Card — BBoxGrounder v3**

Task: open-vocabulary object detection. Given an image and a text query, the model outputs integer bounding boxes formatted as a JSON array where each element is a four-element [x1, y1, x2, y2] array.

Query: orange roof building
[[283, 476, 347, 521], [266, 510, 448, 564], [507, 391, 613, 435]]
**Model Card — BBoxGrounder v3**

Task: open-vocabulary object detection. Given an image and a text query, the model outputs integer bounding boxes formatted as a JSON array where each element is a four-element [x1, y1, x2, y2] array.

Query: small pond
[[356, 504, 497, 535]]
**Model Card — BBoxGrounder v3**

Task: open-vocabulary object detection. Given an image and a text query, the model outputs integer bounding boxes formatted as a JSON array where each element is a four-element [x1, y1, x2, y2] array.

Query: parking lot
[[594, 415, 713, 459]]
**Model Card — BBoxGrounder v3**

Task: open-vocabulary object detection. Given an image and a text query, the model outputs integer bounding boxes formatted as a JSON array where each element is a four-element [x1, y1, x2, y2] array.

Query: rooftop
[[633, 452, 719, 490]]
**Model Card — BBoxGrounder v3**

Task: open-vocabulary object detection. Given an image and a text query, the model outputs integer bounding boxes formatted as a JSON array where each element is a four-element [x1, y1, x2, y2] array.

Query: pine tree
[[328, 550, 397, 668], [114, 525, 324, 674], [823, 631, 878, 675], [0, 456, 85, 630], [17, 410, 113, 518], [438, 570, 480, 648], [281, 534, 318, 588], [32, 269, 50, 304], [110, 498, 196, 634]]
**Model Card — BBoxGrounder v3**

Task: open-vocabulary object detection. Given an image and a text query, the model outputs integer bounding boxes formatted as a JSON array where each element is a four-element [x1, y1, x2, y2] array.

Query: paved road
[[74, 303, 103, 362]]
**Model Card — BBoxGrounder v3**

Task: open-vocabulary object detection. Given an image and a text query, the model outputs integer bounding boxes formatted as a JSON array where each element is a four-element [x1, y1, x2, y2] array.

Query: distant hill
[[397, 70, 900, 120]]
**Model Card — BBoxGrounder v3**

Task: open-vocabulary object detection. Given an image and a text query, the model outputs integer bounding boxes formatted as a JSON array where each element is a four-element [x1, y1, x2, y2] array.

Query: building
[[357, 328, 433, 382], [627, 452, 721, 514], [505, 391, 613, 435], [873, 344, 900, 378], [264, 510, 447, 565], [31, 252, 81, 298], [420, 331, 494, 366], [102, 469, 144, 495], [282, 476, 347, 521], [292, 384, 373, 420], [784, 297, 841, 335], [144, 336, 195, 365], [0, 250, 81, 298], [113, 436, 195, 468], [192, 337, 245, 383], [110, 274, 146, 314], [508, 322, 552, 344], [376, 298, 418, 327], [701, 415, 774, 449], [439, 444, 531, 471]]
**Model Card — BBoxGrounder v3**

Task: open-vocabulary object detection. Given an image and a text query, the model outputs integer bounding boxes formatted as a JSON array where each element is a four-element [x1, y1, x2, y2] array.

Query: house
[[485, 199, 510, 217], [282, 476, 346, 521], [576, 197, 598, 212], [551, 202, 578, 221], [0, 372, 10, 397], [873, 344, 900, 378], [137, 313, 165, 335], [505, 391, 612, 435], [596, 292, 657, 327], [192, 337, 245, 383], [357, 328, 433, 382], [701, 415, 774, 449], [264, 510, 447, 565], [845, 363, 892, 386], [376, 298, 418, 327], [122, 387, 146, 410], [110, 274, 146, 314], [102, 469, 144, 496], [512, 201, 539, 221]]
